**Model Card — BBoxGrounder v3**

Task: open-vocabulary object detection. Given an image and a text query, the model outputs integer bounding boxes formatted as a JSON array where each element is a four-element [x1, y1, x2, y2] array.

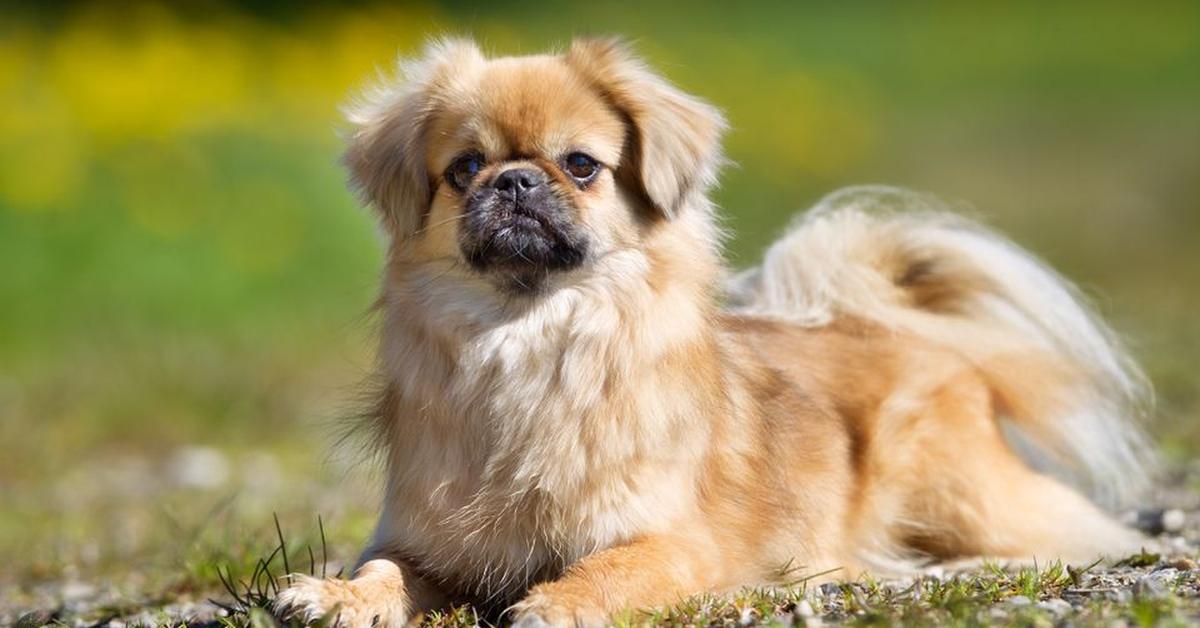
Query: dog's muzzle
[[459, 168, 589, 281]]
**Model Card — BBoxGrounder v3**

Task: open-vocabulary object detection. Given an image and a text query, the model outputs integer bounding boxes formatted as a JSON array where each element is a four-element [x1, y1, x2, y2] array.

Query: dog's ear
[[343, 38, 485, 238], [565, 37, 727, 219]]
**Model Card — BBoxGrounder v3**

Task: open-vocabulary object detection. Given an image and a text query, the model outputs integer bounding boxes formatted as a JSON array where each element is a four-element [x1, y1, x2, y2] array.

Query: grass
[[160, 528, 1198, 627], [40, 511, 1177, 627]]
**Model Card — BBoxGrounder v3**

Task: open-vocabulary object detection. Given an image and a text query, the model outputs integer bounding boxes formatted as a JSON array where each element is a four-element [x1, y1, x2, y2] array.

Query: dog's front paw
[[274, 561, 409, 628], [509, 591, 607, 628]]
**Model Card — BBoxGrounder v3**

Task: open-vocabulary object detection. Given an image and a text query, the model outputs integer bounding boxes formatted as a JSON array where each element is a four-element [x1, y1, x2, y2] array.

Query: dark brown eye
[[445, 152, 485, 192], [563, 152, 599, 182]]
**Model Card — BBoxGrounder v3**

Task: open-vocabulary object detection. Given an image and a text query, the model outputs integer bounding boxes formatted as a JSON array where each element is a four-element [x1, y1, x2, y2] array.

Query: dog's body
[[276, 39, 1154, 627]]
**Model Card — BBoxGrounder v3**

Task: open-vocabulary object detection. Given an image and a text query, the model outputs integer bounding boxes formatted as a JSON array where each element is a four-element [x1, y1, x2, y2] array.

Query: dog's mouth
[[459, 195, 590, 293]]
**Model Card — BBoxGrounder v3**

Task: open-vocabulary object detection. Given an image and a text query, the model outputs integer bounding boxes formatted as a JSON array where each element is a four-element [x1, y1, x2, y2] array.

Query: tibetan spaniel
[[277, 37, 1155, 627]]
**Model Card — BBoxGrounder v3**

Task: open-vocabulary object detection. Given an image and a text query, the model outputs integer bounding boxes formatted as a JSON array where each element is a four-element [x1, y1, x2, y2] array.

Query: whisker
[[413, 212, 467, 236]]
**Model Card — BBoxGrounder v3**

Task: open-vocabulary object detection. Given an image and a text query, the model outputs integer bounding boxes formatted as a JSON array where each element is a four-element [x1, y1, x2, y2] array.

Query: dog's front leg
[[510, 533, 719, 627], [275, 553, 445, 628]]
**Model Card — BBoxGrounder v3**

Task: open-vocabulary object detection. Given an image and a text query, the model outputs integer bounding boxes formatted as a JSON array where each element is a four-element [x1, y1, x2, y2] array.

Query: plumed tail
[[728, 185, 1156, 507]]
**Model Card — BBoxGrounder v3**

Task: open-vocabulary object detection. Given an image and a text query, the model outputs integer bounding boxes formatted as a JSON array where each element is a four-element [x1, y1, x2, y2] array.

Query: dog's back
[[729, 185, 1155, 505], [727, 185, 1155, 568]]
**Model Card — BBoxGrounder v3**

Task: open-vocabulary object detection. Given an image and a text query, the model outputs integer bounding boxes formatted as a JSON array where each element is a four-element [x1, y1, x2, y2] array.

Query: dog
[[276, 37, 1156, 627]]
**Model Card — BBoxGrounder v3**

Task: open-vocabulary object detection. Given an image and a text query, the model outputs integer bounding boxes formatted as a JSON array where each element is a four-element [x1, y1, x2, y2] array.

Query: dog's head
[[344, 37, 725, 294]]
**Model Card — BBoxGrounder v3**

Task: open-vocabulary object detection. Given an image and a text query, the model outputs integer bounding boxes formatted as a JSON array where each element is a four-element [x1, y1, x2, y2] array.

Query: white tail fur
[[728, 185, 1156, 507]]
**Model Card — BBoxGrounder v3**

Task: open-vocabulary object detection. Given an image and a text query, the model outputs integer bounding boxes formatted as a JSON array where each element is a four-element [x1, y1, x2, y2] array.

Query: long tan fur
[[728, 186, 1156, 506], [276, 38, 1156, 628]]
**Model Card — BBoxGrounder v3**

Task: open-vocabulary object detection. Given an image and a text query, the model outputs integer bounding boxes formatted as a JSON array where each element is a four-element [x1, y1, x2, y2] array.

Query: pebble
[[795, 599, 815, 618], [1146, 567, 1179, 585], [1006, 595, 1032, 607], [169, 446, 230, 489], [1036, 598, 1072, 615], [59, 581, 96, 602], [1168, 557, 1197, 571], [1163, 509, 1186, 533], [1133, 575, 1169, 599]]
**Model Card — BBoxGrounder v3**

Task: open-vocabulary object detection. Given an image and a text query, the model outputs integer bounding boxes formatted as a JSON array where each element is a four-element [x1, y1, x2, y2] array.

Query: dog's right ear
[[342, 38, 485, 239], [565, 37, 726, 220]]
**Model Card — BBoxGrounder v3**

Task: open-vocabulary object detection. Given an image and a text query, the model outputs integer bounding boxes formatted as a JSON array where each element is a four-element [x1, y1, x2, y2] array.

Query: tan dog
[[275, 37, 1155, 627]]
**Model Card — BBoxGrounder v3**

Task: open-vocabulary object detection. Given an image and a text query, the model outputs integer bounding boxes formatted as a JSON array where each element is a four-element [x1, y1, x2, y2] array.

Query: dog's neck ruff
[[381, 246, 710, 428], [370, 228, 723, 599]]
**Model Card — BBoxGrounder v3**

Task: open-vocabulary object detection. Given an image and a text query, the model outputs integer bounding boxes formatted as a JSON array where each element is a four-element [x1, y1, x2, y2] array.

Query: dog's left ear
[[565, 37, 727, 219]]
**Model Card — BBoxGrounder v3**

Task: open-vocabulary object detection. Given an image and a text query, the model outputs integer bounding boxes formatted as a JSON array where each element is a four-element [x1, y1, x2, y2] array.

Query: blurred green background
[[2, 0, 1198, 601]]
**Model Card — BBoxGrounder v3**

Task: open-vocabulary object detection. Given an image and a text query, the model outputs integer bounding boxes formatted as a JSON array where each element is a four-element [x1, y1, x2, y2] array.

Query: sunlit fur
[[275, 38, 1156, 628]]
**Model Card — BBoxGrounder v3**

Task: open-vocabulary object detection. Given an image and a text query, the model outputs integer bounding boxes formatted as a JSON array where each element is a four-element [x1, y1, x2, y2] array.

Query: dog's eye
[[446, 153, 485, 192], [563, 152, 599, 182]]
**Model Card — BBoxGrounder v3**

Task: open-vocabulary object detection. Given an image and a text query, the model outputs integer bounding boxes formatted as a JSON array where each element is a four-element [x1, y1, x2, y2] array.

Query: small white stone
[[169, 446, 230, 489], [1006, 595, 1032, 607], [1162, 509, 1186, 533], [1146, 568, 1178, 587], [795, 599, 815, 618], [60, 581, 96, 601], [1134, 575, 1169, 599]]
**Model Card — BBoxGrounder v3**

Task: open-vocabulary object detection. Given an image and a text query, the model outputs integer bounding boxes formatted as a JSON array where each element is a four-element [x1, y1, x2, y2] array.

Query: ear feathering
[[565, 37, 728, 218], [342, 37, 486, 238]]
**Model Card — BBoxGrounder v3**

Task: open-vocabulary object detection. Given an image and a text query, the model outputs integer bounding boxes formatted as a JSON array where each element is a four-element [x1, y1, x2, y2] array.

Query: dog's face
[[343, 38, 725, 294], [425, 56, 625, 290]]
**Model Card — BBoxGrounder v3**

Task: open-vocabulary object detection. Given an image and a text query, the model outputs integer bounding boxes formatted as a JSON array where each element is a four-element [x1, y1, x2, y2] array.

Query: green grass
[[176, 537, 1200, 627]]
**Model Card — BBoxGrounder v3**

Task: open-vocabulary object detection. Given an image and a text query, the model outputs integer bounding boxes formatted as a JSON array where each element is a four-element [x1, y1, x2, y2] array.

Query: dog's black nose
[[493, 168, 545, 196]]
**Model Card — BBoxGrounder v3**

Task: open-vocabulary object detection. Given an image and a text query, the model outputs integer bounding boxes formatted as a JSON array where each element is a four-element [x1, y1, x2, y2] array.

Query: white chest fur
[[368, 252, 712, 598]]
